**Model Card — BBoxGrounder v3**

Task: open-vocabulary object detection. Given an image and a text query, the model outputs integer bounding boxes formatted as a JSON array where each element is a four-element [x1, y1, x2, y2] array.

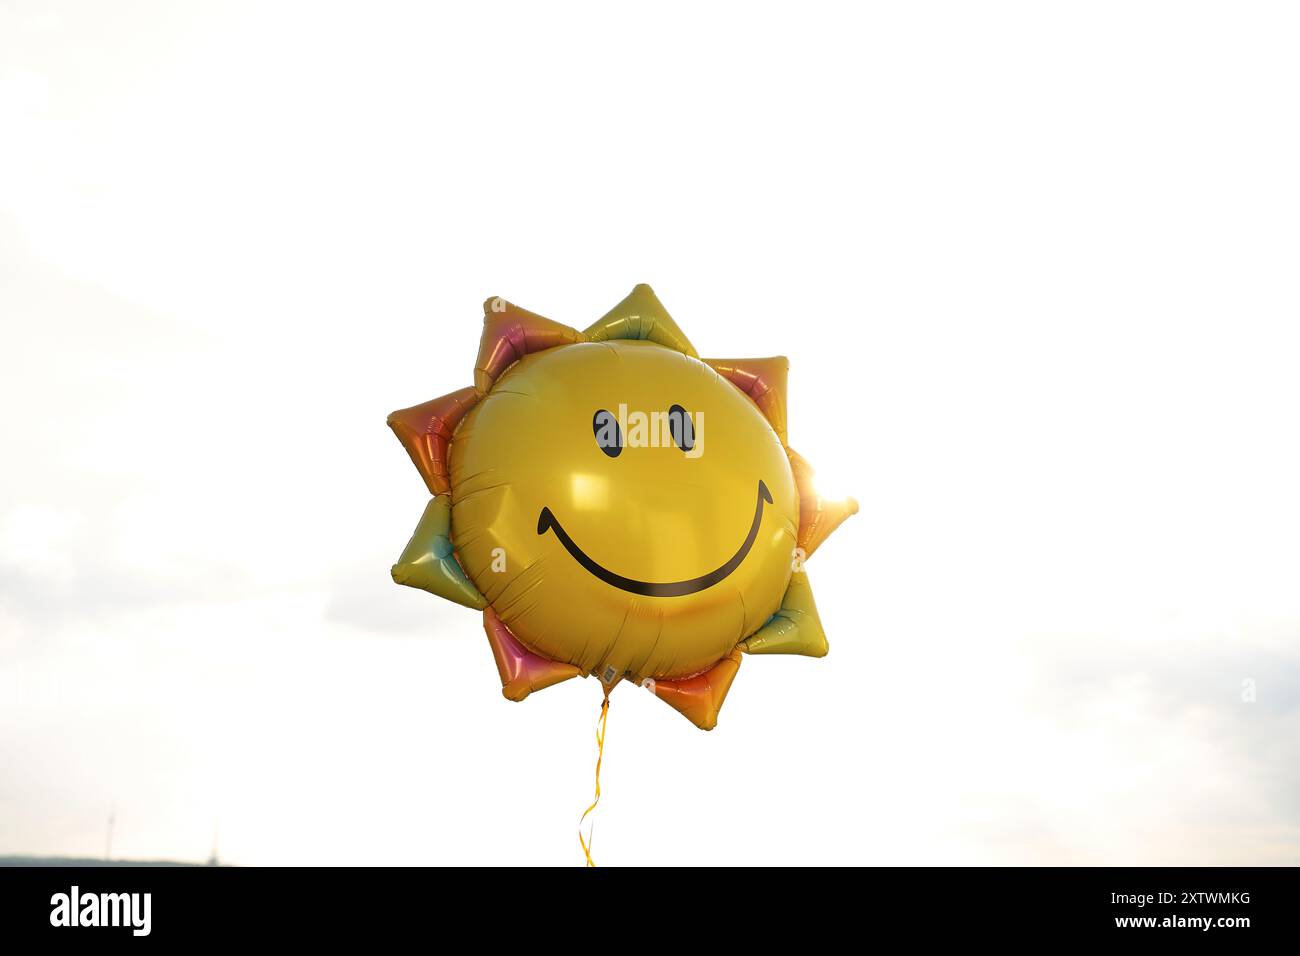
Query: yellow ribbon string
[[579, 691, 610, 867]]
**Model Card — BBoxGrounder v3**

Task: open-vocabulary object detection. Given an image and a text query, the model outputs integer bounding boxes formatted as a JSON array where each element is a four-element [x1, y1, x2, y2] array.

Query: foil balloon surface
[[388, 285, 857, 730]]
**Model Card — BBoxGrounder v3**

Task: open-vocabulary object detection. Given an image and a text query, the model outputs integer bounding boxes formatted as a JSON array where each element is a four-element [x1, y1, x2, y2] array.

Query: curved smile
[[537, 480, 773, 597]]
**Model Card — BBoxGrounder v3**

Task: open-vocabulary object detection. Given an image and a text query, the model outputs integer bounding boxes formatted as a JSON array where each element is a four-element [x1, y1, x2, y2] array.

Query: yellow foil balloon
[[389, 285, 857, 730]]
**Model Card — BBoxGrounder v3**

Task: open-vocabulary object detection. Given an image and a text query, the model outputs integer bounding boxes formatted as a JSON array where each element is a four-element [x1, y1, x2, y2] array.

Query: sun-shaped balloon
[[388, 285, 857, 730]]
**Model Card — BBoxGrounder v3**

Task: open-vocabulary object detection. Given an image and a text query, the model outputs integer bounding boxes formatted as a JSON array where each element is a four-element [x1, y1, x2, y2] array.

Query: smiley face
[[449, 340, 799, 682]]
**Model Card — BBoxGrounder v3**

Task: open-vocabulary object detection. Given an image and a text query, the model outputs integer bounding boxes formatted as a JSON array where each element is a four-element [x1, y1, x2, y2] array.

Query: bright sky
[[2, 1, 1298, 865]]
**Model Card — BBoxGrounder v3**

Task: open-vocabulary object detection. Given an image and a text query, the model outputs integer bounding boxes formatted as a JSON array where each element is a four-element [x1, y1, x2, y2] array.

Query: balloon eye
[[667, 404, 695, 452], [592, 409, 622, 457]]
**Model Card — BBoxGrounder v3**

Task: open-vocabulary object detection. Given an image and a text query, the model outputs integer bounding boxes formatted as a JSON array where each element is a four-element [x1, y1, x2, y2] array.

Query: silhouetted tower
[[207, 819, 220, 866], [104, 803, 116, 862]]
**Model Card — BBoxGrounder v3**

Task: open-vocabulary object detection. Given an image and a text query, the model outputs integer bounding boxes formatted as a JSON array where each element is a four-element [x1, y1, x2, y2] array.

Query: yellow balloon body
[[450, 340, 799, 682]]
